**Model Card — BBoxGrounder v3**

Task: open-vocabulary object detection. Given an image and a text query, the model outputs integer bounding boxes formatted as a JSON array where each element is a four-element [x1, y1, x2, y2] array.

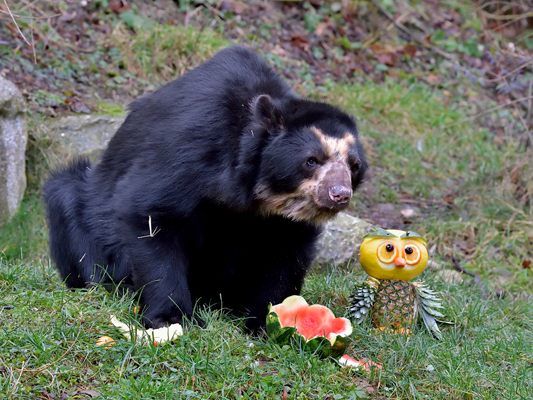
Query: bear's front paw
[[142, 313, 182, 329]]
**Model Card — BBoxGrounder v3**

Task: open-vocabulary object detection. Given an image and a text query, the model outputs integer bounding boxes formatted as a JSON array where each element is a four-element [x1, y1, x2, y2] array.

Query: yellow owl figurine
[[348, 228, 447, 339]]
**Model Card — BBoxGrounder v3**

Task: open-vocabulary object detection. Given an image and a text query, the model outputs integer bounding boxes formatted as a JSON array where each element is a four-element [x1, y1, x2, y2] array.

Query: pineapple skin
[[372, 280, 417, 332]]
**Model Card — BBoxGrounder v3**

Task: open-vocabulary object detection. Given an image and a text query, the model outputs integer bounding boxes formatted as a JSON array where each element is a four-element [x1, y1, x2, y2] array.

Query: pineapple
[[348, 229, 448, 339]]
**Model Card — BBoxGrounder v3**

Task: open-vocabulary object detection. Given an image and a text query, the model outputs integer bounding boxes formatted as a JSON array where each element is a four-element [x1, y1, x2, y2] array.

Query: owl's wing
[[414, 282, 448, 340], [347, 280, 377, 323]]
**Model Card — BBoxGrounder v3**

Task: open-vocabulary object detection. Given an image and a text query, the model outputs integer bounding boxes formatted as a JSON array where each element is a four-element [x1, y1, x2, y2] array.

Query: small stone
[[436, 269, 464, 285], [315, 212, 375, 266]]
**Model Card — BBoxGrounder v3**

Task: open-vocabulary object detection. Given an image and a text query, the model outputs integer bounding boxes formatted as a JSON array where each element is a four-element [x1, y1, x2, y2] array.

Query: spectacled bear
[[43, 46, 367, 331]]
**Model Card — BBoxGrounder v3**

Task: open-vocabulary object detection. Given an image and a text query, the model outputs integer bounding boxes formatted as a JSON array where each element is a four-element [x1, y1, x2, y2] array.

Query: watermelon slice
[[338, 354, 383, 372], [266, 295, 353, 357]]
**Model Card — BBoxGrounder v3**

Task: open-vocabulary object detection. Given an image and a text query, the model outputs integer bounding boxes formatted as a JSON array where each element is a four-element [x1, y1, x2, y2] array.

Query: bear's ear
[[252, 94, 284, 131]]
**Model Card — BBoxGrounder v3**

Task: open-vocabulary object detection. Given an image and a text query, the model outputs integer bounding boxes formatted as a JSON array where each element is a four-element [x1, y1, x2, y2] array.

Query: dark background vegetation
[[0, 1, 531, 399]]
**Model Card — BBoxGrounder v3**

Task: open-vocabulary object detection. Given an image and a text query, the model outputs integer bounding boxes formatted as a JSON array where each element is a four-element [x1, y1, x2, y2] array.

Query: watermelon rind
[[266, 307, 352, 358], [297, 335, 350, 358], [266, 311, 297, 344]]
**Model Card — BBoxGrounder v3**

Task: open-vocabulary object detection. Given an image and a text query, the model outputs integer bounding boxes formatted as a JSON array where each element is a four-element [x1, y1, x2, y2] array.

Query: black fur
[[43, 46, 367, 331]]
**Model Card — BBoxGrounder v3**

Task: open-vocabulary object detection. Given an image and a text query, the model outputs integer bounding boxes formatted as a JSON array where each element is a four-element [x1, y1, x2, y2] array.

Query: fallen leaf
[[96, 336, 115, 349], [39, 391, 55, 400], [315, 22, 329, 36], [220, 0, 247, 14], [58, 12, 77, 23], [402, 43, 418, 57], [401, 207, 416, 219], [109, 0, 130, 14], [338, 354, 383, 372], [443, 192, 456, 205], [74, 390, 101, 398], [426, 74, 442, 85], [291, 34, 310, 51], [375, 52, 397, 66]]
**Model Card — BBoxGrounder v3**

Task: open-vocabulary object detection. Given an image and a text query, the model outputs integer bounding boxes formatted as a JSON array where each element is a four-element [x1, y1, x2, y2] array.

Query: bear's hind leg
[[43, 159, 102, 287], [124, 227, 193, 329]]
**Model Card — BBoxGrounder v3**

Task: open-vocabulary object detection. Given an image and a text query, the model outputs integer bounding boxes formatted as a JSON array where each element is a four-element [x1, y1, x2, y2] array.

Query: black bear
[[43, 46, 367, 331]]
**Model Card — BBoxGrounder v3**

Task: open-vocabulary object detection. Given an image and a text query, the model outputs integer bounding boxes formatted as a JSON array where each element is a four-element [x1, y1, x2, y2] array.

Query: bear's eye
[[305, 157, 319, 169], [349, 158, 360, 171]]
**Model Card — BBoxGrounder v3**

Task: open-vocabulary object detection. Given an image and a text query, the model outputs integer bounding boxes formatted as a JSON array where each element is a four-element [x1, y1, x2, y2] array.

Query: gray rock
[[315, 212, 375, 266], [36, 114, 125, 163], [0, 76, 26, 226], [436, 269, 464, 285]]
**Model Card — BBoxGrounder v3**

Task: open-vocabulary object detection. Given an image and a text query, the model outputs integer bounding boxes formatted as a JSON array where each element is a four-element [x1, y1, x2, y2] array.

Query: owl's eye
[[404, 244, 421, 265], [377, 242, 397, 263]]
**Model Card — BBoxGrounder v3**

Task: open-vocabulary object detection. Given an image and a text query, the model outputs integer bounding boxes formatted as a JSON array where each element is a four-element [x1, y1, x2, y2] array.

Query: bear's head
[[252, 95, 367, 224]]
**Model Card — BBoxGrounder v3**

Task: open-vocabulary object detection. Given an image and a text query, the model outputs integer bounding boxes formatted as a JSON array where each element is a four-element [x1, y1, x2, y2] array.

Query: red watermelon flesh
[[294, 305, 352, 344], [268, 296, 352, 347], [270, 295, 309, 328]]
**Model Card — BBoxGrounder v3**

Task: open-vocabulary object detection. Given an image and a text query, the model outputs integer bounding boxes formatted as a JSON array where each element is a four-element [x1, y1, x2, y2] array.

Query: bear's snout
[[328, 185, 352, 205], [316, 161, 352, 210]]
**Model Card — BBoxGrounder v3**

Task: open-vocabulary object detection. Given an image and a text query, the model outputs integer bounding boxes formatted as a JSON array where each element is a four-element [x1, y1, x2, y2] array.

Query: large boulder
[[315, 212, 374, 266], [0, 76, 26, 226], [36, 114, 125, 164]]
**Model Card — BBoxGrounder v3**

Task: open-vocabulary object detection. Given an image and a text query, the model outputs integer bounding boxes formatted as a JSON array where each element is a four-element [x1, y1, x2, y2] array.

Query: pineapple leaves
[[347, 281, 377, 323], [415, 282, 451, 340], [419, 306, 443, 340], [400, 230, 423, 239], [365, 227, 395, 239]]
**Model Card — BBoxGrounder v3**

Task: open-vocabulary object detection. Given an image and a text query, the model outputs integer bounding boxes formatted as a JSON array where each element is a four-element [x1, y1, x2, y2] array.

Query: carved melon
[[266, 295, 352, 357]]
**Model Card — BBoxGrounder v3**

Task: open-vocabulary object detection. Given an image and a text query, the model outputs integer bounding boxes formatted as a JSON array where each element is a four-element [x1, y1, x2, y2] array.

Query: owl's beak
[[394, 257, 406, 267]]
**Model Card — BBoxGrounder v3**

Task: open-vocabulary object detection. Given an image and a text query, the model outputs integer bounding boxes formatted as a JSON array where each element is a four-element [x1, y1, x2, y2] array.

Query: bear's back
[[96, 47, 291, 184]]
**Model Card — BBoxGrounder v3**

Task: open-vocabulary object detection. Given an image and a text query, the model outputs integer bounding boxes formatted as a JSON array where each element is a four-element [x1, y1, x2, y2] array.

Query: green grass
[[112, 23, 227, 84], [1, 78, 531, 398]]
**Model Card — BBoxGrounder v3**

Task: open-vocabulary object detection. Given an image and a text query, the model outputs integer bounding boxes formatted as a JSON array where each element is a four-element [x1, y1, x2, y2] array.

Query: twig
[[9, 359, 26, 396], [2, 0, 37, 62], [0, 9, 62, 20], [501, 75, 529, 134], [450, 256, 476, 278], [485, 59, 533, 83], [451, 256, 490, 298], [527, 80, 532, 137], [479, 9, 533, 21], [444, 95, 533, 128], [138, 215, 161, 239], [29, 13, 36, 63], [371, 0, 458, 63], [3, 0, 30, 46], [9, 329, 82, 374]]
